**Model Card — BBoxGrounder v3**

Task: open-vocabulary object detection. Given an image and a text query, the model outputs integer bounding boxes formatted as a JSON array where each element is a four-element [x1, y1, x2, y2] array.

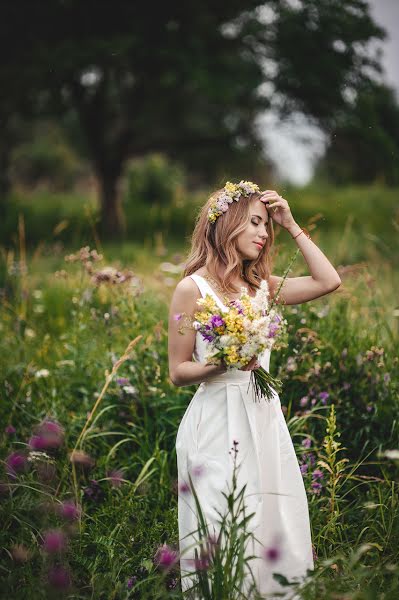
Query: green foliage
[[0, 199, 398, 597]]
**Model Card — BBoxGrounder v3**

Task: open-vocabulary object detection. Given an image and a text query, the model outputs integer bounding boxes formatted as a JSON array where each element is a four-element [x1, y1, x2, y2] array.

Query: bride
[[168, 182, 341, 597]]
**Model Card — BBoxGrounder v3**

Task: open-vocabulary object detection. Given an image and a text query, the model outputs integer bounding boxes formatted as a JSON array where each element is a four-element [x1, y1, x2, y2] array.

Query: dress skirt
[[175, 369, 314, 598]]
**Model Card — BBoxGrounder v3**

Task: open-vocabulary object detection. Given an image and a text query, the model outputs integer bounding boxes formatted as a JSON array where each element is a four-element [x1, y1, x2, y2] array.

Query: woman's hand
[[259, 190, 296, 230], [240, 356, 261, 371]]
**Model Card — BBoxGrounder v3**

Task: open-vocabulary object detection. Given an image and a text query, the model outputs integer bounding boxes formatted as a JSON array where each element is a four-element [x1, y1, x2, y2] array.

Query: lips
[[254, 242, 264, 249]]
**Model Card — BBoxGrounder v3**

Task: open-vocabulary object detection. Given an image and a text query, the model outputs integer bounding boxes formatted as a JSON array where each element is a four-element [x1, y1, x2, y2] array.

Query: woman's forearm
[[171, 360, 227, 387], [287, 222, 341, 285]]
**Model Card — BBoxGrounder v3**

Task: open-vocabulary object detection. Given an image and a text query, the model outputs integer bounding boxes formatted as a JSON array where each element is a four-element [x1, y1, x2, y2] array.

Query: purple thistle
[[312, 469, 323, 480], [42, 529, 67, 554], [47, 565, 71, 590], [5, 424, 16, 435], [153, 543, 179, 570], [5, 452, 28, 477], [58, 500, 81, 521], [29, 418, 64, 450]]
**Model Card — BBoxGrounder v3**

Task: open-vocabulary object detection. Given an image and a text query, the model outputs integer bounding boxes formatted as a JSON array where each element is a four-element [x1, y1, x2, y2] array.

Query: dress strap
[[189, 274, 228, 311]]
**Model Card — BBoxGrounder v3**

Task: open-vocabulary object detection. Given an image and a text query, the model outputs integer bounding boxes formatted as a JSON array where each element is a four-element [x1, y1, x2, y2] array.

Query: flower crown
[[208, 180, 260, 223]]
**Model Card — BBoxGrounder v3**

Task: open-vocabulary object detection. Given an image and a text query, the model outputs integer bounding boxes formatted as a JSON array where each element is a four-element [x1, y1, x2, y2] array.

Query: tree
[[314, 81, 399, 185], [0, 0, 389, 235]]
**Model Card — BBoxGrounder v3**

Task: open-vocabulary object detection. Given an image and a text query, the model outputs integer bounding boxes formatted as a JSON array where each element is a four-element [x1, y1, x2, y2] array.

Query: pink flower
[[42, 529, 67, 554], [153, 543, 179, 570], [5, 424, 16, 435], [300, 396, 308, 407], [173, 313, 182, 321], [302, 437, 312, 449], [312, 469, 323, 480]]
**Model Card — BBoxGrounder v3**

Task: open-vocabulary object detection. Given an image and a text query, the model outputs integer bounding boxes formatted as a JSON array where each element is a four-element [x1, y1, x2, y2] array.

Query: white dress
[[175, 274, 314, 598]]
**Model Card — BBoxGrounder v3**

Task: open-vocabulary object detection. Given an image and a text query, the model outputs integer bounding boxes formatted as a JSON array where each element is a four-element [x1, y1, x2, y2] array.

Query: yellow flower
[[224, 182, 238, 195]]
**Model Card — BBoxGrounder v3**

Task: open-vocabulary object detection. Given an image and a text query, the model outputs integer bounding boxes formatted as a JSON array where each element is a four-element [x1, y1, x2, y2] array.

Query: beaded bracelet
[[292, 227, 311, 240]]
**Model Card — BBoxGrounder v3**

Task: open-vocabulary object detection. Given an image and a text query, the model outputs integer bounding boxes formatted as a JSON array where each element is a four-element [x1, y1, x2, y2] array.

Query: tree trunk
[[97, 169, 126, 239]]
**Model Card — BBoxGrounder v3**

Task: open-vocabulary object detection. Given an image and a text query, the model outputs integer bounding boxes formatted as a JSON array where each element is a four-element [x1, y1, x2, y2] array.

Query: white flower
[[122, 385, 138, 395], [381, 449, 399, 460], [35, 369, 50, 378]]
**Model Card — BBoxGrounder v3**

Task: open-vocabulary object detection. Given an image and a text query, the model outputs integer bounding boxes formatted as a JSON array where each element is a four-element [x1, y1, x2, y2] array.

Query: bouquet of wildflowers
[[177, 279, 287, 402]]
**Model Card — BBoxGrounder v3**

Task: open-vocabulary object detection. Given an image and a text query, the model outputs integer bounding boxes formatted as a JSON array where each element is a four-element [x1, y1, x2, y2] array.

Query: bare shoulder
[[171, 275, 202, 307], [174, 275, 200, 297]]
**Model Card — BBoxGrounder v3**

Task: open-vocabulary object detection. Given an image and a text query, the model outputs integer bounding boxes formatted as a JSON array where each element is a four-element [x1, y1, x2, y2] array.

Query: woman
[[168, 182, 341, 597]]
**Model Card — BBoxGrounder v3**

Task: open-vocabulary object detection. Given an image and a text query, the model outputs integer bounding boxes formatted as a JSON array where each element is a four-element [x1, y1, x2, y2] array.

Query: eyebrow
[[252, 213, 269, 224]]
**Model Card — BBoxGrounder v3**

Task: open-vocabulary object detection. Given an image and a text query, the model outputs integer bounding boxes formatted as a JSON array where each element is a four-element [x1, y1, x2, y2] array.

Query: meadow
[[1, 183, 398, 599]]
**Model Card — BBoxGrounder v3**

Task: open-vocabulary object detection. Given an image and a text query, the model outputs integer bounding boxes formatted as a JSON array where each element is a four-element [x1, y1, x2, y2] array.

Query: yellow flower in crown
[[208, 180, 260, 223]]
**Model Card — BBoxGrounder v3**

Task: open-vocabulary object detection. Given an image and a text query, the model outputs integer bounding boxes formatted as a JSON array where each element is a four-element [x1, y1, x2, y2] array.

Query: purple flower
[[42, 529, 67, 554], [263, 545, 281, 563], [210, 315, 225, 328], [58, 500, 81, 521], [5, 424, 16, 435], [153, 543, 179, 570], [178, 481, 191, 494], [366, 404, 373, 412], [312, 469, 323, 480], [173, 313, 182, 321], [127, 576, 138, 590], [116, 377, 129, 385], [383, 373, 391, 384], [47, 565, 71, 590], [319, 391, 329, 404], [311, 481, 323, 495], [300, 463, 308, 475], [343, 382, 351, 390], [5, 452, 28, 477], [303, 452, 316, 466], [29, 419, 64, 450], [302, 437, 312, 449], [83, 479, 103, 502]]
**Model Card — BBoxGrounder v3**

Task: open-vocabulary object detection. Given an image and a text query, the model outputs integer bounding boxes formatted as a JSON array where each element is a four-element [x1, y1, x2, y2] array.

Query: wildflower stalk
[[70, 335, 142, 505], [317, 404, 349, 549], [250, 247, 301, 402]]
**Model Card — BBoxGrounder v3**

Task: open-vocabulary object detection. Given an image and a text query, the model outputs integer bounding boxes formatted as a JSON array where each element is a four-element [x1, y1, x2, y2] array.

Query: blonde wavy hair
[[183, 188, 275, 295]]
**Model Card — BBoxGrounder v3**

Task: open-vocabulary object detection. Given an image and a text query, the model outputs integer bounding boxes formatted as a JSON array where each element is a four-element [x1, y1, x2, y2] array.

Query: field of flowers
[[1, 191, 399, 599]]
